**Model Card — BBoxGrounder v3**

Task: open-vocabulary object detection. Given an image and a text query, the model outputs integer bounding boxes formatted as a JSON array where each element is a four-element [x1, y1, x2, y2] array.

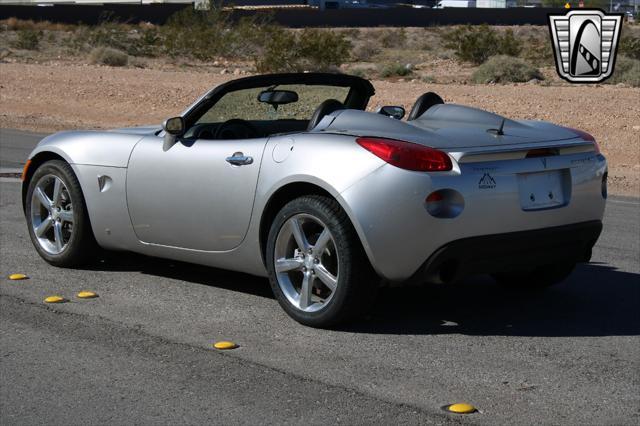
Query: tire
[[493, 262, 576, 289], [266, 195, 377, 328], [25, 160, 97, 267]]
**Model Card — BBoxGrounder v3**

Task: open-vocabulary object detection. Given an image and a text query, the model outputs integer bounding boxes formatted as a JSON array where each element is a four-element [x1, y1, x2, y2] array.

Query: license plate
[[518, 170, 569, 211]]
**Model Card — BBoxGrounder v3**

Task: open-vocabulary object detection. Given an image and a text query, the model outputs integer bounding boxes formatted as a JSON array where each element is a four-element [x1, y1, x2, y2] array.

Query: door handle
[[226, 152, 253, 166]]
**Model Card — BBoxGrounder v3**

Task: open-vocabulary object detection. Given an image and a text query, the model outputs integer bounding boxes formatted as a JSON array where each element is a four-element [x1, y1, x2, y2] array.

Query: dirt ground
[[1, 62, 638, 196]]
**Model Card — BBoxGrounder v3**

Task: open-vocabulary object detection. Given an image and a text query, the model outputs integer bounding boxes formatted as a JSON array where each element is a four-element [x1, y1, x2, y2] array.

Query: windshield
[[196, 84, 350, 125]]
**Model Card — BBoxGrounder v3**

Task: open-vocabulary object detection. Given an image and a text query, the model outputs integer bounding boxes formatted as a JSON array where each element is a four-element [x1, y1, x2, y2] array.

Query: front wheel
[[25, 160, 97, 267], [266, 195, 377, 328]]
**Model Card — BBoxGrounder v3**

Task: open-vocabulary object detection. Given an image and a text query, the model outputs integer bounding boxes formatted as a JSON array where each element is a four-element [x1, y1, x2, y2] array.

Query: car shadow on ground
[[88, 253, 639, 337]]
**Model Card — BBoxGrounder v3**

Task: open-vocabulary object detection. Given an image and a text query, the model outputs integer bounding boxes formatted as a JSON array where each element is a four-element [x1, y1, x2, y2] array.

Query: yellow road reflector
[[44, 296, 66, 304], [77, 291, 98, 299], [445, 403, 477, 414], [213, 341, 238, 350], [8, 273, 28, 280]]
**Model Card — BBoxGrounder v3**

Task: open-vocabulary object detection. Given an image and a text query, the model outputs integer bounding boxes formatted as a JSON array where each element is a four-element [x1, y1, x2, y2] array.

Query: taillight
[[565, 127, 600, 154], [356, 137, 452, 172]]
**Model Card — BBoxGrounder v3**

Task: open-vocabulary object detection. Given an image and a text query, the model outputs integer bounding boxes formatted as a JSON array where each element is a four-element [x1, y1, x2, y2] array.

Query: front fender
[[28, 131, 143, 167]]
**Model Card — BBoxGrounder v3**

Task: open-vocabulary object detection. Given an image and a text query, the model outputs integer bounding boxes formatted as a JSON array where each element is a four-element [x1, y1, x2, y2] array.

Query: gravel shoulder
[[1, 62, 638, 196]]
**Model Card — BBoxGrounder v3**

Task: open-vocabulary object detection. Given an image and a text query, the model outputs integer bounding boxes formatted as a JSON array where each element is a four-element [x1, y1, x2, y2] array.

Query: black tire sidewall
[[25, 160, 95, 267], [266, 196, 370, 328]]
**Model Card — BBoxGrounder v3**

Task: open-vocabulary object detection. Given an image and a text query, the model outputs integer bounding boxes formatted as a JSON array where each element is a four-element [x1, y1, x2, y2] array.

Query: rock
[[527, 78, 540, 85], [233, 68, 242, 75], [220, 68, 228, 75]]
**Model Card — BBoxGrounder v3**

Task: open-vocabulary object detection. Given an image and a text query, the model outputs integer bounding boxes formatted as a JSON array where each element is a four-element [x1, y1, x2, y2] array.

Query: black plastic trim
[[417, 220, 603, 284]]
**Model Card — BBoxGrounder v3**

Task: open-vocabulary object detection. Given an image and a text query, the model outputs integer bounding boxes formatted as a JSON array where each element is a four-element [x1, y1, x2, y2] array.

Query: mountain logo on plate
[[548, 9, 623, 83], [479, 173, 496, 189]]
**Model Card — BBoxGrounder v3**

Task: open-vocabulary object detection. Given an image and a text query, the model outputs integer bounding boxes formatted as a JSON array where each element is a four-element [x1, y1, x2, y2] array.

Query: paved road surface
[[1, 130, 639, 424], [0, 128, 45, 169]]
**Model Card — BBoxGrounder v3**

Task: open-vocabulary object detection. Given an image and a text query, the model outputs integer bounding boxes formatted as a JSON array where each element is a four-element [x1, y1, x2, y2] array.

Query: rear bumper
[[339, 151, 607, 282], [416, 220, 602, 284]]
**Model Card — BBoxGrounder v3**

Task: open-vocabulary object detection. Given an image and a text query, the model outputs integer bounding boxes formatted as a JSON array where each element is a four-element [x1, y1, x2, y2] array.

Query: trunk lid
[[321, 106, 581, 150]]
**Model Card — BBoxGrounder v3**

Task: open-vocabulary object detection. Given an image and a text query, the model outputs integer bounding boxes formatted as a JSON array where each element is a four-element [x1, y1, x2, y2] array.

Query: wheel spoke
[[53, 221, 64, 251], [299, 272, 313, 309], [35, 216, 53, 237], [52, 178, 63, 207], [313, 228, 331, 254], [35, 187, 52, 210], [275, 257, 303, 273], [289, 217, 310, 252], [58, 209, 74, 224], [314, 264, 337, 292]]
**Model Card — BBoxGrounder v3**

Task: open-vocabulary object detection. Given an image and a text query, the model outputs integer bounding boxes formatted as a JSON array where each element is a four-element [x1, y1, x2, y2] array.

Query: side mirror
[[162, 116, 185, 136], [162, 116, 184, 151], [377, 105, 405, 120]]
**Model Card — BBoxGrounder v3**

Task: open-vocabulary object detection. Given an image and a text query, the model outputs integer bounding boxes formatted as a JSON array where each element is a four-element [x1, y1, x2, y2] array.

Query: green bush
[[619, 33, 640, 61], [443, 25, 522, 65], [255, 29, 351, 73], [352, 39, 381, 61], [377, 28, 407, 49], [13, 29, 41, 50], [472, 55, 543, 84], [89, 47, 128, 66], [161, 6, 232, 60], [379, 62, 412, 78], [608, 56, 640, 87]]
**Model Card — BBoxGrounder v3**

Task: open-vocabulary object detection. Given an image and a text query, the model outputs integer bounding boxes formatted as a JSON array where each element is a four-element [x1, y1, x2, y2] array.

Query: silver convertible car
[[22, 73, 607, 327]]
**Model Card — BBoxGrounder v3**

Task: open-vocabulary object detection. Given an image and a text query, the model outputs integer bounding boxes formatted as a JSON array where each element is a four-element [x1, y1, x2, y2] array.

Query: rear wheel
[[25, 160, 97, 267], [266, 195, 377, 328], [493, 262, 576, 289]]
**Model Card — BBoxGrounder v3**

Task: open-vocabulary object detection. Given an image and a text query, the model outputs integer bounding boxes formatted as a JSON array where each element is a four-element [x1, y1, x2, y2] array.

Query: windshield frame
[[181, 73, 375, 131]]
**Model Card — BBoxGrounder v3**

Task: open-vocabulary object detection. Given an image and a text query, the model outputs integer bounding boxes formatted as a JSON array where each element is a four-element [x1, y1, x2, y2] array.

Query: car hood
[[321, 106, 579, 150], [108, 125, 161, 135]]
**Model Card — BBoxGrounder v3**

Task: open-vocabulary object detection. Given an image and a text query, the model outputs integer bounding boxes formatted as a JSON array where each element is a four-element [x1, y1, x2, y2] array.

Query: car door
[[126, 134, 266, 252]]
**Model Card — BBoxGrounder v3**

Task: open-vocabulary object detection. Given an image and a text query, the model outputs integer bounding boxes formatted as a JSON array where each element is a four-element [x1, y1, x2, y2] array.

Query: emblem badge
[[548, 9, 623, 83]]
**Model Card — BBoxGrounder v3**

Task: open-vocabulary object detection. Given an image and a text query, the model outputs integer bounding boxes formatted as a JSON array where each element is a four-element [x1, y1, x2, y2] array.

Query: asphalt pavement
[[1, 129, 639, 425]]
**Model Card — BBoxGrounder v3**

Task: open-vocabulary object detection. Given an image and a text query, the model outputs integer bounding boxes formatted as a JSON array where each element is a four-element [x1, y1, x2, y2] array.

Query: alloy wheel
[[273, 213, 339, 313], [30, 174, 74, 255]]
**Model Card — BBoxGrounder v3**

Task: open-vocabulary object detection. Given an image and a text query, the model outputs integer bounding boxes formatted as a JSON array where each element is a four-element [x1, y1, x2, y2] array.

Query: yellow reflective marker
[[213, 341, 239, 350], [77, 291, 98, 299], [8, 273, 28, 280], [446, 403, 477, 414], [44, 296, 66, 304]]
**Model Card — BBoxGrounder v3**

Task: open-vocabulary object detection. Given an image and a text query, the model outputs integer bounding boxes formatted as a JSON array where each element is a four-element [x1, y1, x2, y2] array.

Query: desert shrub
[[608, 56, 640, 87], [255, 28, 351, 72], [2, 18, 36, 31], [85, 23, 160, 57], [377, 28, 407, 49], [379, 62, 412, 78], [161, 6, 231, 59], [89, 47, 128, 66], [352, 39, 381, 61], [443, 25, 522, 65], [619, 31, 640, 61], [349, 67, 370, 78], [12, 29, 41, 50], [472, 55, 543, 84]]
